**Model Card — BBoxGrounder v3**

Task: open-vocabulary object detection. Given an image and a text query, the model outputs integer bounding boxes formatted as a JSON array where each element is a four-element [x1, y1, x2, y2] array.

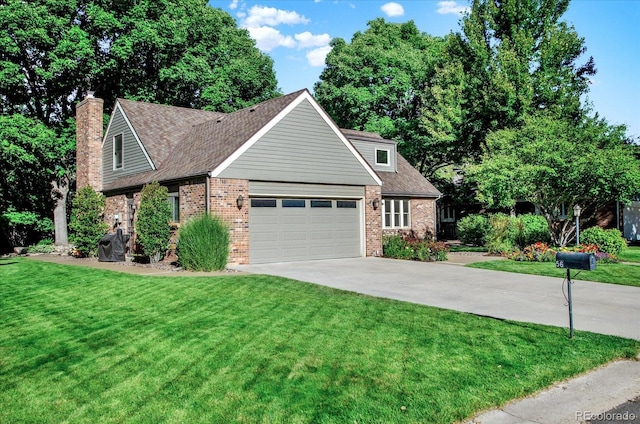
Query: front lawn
[[619, 246, 640, 263], [1, 258, 638, 423], [467, 260, 640, 287]]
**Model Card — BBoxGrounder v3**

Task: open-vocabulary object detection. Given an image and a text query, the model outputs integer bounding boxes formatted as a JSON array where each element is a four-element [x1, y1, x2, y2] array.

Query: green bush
[[69, 187, 108, 257], [517, 214, 551, 247], [177, 214, 229, 271], [580, 226, 627, 256], [382, 234, 413, 260], [137, 182, 172, 263], [456, 214, 490, 246], [27, 238, 56, 254], [486, 213, 520, 254], [0, 209, 53, 247]]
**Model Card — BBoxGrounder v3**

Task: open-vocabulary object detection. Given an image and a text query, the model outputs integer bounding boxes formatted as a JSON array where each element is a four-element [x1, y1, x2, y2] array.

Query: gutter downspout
[[206, 172, 212, 215]]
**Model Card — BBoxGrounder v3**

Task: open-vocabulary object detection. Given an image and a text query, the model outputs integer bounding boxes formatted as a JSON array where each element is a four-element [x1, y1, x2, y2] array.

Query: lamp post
[[573, 204, 581, 246]]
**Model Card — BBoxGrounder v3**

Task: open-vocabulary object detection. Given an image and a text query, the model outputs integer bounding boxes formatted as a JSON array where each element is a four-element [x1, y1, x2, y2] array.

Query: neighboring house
[[75, 89, 440, 265]]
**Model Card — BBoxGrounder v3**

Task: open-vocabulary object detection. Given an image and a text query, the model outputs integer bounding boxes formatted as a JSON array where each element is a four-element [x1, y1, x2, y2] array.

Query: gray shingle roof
[[342, 129, 441, 198]]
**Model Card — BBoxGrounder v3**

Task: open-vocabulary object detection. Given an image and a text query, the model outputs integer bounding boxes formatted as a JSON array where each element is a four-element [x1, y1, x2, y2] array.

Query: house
[[75, 89, 441, 264]]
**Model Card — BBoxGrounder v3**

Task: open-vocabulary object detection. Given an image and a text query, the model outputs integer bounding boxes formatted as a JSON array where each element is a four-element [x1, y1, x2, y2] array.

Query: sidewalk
[[462, 355, 640, 423]]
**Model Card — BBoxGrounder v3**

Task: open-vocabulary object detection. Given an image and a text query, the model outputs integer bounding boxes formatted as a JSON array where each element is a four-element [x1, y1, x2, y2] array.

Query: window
[[337, 200, 357, 209], [251, 199, 277, 207], [310, 200, 332, 208], [282, 199, 305, 208], [168, 193, 180, 223], [441, 206, 455, 223], [382, 199, 410, 228], [113, 134, 123, 169], [375, 148, 390, 166]]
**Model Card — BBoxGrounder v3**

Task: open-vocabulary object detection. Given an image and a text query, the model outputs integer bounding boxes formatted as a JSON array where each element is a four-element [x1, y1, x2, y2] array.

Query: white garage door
[[249, 197, 362, 264]]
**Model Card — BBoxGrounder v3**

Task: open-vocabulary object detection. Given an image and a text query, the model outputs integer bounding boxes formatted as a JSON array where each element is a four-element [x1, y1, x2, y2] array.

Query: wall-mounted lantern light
[[372, 198, 380, 210], [236, 194, 245, 209]]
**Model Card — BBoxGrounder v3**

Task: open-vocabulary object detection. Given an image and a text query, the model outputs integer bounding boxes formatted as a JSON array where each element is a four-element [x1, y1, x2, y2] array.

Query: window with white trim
[[168, 193, 180, 223], [375, 148, 390, 166], [382, 199, 410, 228], [113, 134, 123, 169]]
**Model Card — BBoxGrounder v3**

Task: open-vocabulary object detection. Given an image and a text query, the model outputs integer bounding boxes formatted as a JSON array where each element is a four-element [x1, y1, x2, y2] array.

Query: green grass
[[467, 260, 640, 287], [1, 258, 638, 424], [619, 246, 640, 263], [447, 245, 489, 253]]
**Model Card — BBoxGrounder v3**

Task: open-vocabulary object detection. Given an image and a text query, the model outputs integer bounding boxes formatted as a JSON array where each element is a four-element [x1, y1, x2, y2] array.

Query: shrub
[[456, 214, 490, 246], [137, 182, 172, 263], [0, 209, 53, 247], [383, 234, 414, 260], [69, 187, 108, 257], [177, 214, 229, 271], [486, 213, 520, 254], [580, 226, 627, 256], [383, 234, 448, 261], [27, 238, 56, 254], [517, 214, 551, 247]]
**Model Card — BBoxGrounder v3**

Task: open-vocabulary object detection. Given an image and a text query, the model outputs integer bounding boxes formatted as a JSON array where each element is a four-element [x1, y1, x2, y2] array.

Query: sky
[[210, 0, 640, 139]]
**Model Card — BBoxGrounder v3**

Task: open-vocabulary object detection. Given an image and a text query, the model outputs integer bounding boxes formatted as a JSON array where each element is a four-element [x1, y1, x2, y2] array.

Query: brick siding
[[365, 185, 382, 257], [75, 96, 103, 191], [382, 198, 437, 241], [208, 178, 249, 265]]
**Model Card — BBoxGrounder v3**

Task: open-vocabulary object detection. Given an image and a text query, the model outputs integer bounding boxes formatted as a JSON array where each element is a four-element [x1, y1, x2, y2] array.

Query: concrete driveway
[[234, 257, 640, 340]]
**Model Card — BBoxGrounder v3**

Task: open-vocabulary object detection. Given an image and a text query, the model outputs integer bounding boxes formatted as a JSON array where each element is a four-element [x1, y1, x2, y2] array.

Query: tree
[[136, 182, 172, 263], [0, 114, 59, 248], [0, 0, 279, 246], [453, 0, 596, 149], [314, 19, 450, 177], [69, 186, 108, 257], [469, 114, 640, 246]]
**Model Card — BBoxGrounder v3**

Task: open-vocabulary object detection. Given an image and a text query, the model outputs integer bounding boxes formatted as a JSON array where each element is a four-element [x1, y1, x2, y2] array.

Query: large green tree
[[451, 0, 596, 152], [0, 0, 279, 246], [469, 114, 640, 246], [314, 19, 449, 177]]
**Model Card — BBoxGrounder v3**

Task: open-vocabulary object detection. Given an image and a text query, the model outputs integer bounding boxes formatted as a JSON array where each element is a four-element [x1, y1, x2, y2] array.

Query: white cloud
[[295, 31, 331, 49], [437, 1, 470, 15], [381, 2, 405, 17], [228, 0, 239, 10], [306, 45, 332, 67], [246, 26, 296, 52], [243, 5, 310, 27]]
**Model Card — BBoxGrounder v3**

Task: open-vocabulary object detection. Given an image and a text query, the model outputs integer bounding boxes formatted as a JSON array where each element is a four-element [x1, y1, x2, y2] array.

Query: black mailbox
[[555, 252, 596, 271]]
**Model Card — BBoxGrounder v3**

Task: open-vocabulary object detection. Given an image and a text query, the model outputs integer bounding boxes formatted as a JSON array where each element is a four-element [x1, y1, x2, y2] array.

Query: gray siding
[[351, 140, 397, 173], [102, 106, 153, 186], [250, 182, 363, 198], [219, 99, 378, 186]]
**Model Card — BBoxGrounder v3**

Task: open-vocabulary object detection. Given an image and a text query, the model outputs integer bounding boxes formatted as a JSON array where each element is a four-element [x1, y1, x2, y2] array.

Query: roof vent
[[249, 108, 256, 112]]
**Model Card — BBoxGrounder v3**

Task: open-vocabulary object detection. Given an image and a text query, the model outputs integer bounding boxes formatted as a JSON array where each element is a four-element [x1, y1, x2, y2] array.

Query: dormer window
[[375, 148, 390, 166], [113, 134, 123, 169]]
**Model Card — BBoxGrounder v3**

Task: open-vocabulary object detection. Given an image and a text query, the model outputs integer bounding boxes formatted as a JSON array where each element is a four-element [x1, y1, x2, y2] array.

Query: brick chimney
[[76, 92, 104, 192]]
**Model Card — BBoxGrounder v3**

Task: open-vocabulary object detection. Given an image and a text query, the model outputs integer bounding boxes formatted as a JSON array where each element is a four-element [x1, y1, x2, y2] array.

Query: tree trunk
[[51, 177, 69, 246]]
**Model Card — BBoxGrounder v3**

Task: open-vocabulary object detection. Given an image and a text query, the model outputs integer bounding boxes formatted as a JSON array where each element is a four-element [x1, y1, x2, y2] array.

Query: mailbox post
[[555, 252, 596, 338]]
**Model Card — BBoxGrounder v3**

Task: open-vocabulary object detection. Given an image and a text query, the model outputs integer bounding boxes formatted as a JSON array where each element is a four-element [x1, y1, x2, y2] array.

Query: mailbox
[[555, 252, 596, 271]]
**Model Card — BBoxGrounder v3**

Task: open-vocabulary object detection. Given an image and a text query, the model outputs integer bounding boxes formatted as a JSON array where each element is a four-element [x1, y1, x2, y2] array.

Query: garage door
[[249, 197, 362, 263]]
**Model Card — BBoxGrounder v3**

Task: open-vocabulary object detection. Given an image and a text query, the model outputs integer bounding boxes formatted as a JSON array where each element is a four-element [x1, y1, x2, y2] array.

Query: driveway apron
[[234, 257, 640, 340]]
